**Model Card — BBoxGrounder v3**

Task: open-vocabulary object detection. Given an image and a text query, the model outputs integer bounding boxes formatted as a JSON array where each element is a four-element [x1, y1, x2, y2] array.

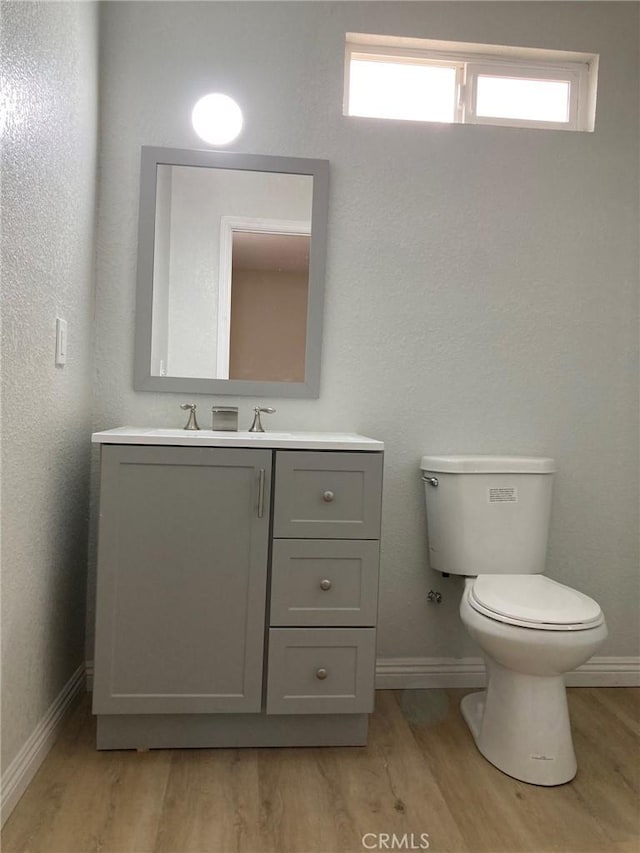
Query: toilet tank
[[421, 455, 557, 576]]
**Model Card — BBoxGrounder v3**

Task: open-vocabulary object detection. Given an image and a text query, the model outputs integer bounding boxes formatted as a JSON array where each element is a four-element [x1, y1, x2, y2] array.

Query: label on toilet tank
[[488, 487, 518, 503]]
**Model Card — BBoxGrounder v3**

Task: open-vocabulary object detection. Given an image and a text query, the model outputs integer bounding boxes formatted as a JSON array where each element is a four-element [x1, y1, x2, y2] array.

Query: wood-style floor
[[2, 688, 639, 853]]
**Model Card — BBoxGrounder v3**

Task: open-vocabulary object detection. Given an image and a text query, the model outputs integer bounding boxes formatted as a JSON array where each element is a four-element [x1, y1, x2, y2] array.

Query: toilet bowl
[[420, 455, 607, 786], [460, 575, 607, 785]]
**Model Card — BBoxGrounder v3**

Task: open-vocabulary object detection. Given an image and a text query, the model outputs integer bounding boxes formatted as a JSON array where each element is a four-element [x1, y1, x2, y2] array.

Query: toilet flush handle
[[421, 474, 439, 487]]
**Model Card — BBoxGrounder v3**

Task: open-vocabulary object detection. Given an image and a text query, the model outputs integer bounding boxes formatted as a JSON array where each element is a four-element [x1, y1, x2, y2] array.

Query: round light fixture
[[191, 93, 243, 146]]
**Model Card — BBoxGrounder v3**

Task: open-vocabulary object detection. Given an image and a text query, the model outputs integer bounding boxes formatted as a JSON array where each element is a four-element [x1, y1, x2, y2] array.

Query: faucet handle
[[180, 402, 200, 431], [248, 406, 276, 433]]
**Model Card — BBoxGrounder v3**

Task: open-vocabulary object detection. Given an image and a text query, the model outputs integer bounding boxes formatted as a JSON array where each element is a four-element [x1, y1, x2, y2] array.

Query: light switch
[[55, 318, 67, 366]]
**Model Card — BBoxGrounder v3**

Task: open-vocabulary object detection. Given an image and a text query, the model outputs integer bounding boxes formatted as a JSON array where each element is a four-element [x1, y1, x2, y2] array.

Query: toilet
[[420, 455, 607, 786]]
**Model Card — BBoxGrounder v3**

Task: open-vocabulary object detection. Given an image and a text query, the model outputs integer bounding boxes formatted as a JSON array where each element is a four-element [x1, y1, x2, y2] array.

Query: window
[[348, 57, 459, 123], [345, 34, 598, 132]]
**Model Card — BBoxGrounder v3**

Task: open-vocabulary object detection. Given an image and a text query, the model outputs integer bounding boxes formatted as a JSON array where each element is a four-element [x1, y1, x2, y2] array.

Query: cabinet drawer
[[266, 628, 376, 715], [270, 539, 379, 627], [273, 451, 383, 539]]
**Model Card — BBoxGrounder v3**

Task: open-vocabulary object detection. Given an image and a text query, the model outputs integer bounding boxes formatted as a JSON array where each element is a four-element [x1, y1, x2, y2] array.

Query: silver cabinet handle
[[315, 668, 328, 680], [319, 579, 332, 591], [322, 490, 335, 502], [257, 469, 266, 518]]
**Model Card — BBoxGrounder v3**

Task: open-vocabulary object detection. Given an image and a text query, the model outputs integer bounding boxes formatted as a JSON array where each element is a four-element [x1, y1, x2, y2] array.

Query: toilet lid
[[469, 575, 604, 631]]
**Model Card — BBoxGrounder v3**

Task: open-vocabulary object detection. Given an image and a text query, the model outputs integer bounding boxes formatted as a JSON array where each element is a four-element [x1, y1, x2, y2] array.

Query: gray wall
[[1, 1, 99, 771], [91, 1, 639, 661]]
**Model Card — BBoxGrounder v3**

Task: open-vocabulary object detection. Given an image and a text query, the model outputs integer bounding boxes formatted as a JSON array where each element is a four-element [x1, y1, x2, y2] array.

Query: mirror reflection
[[150, 164, 313, 382], [229, 230, 310, 382]]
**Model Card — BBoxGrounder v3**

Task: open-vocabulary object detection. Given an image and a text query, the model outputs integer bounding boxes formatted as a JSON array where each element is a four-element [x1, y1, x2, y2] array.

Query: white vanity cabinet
[[91, 430, 383, 749]]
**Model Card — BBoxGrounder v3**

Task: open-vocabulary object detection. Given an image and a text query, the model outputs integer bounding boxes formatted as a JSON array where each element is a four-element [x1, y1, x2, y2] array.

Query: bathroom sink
[[92, 427, 384, 451], [146, 428, 297, 439]]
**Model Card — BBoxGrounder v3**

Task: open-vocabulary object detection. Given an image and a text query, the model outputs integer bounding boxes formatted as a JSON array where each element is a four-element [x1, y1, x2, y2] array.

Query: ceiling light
[[191, 94, 243, 146]]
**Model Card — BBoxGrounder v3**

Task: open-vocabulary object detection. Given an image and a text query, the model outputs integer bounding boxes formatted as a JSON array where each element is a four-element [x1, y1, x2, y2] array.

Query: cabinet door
[[273, 451, 383, 539], [93, 445, 271, 715]]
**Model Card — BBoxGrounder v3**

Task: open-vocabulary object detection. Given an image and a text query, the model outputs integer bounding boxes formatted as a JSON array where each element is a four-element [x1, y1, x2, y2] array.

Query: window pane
[[475, 75, 570, 123], [349, 58, 457, 123]]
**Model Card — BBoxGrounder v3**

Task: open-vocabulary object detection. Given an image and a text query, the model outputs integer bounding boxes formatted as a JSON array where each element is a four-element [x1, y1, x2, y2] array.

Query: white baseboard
[[376, 656, 486, 689], [375, 656, 640, 689], [1, 663, 85, 827], [564, 656, 640, 687]]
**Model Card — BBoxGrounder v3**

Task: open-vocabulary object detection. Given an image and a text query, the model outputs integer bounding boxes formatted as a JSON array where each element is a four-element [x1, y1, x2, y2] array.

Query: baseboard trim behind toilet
[[375, 656, 640, 689], [1, 663, 85, 827]]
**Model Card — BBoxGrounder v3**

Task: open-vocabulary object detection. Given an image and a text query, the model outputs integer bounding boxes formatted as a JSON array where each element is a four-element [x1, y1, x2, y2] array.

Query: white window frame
[[345, 46, 465, 123], [344, 35, 597, 132], [464, 61, 583, 130]]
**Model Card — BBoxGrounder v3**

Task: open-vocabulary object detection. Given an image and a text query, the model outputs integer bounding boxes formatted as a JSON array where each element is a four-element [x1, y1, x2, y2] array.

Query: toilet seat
[[468, 574, 604, 631]]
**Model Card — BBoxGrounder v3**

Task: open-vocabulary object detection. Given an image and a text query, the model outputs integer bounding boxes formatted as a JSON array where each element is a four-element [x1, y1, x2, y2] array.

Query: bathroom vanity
[[91, 428, 383, 749]]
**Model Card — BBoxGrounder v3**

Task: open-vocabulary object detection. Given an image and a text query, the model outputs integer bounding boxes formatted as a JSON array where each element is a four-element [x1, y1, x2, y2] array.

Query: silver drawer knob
[[320, 579, 332, 591], [316, 668, 328, 680], [322, 490, 335, 502]]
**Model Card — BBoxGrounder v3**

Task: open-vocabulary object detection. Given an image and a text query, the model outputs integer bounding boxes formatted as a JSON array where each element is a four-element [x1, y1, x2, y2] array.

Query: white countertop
[[92, 427, 384, 452]]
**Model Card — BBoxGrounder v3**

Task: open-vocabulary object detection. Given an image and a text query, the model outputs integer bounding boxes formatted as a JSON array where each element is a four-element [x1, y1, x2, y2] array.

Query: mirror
[[134, 147, 329, 397]]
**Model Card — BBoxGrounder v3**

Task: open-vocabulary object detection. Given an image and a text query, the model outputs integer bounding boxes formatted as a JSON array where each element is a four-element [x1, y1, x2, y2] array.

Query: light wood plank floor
[[2, 688, 638, 853]]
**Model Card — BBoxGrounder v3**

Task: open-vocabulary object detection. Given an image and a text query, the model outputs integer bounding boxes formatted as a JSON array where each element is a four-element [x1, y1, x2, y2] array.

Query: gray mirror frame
[[133, 147, 329, 397]]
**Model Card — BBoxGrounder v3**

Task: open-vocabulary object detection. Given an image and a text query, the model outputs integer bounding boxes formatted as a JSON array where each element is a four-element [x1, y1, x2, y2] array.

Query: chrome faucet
[[248, 406, 276, 433], [180, 402, 200, 430]]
